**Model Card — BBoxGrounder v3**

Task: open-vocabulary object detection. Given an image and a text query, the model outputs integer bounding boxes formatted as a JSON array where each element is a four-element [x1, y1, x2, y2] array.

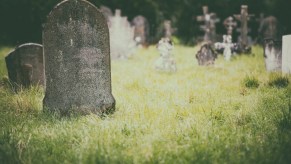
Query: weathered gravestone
[[258, 16, 280, 43], [109, 9, 136, 59], [154, 38, 177, 72], [263, 38, 282, 72], [131, 15, 150, 47], [196, 44, 217, 66], [234, 5, 253, 53], [43, 0, 115, 114], [282, 35, 291, 74], [5, 43, 44, 88]]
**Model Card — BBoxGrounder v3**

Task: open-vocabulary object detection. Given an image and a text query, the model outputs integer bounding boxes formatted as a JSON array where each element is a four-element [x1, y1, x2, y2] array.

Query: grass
[[0, 45, 291, 163]]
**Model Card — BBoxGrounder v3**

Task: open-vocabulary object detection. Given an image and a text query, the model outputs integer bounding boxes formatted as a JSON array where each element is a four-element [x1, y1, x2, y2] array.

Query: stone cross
[[196, 6, 220, 43], [154, 37, 177, 72], [163, 20, 175, 39], [43, 0, 115, 115], [223, 16, 237, 36], [282, 35, 291, 74], [263, 38, 282, 72], [5, 43, 44, 88], [131, 15, 150, 47], [196, 43, 217, 65], [108, 9, 136, 59], [214, 35, 236, 61], [234, 5, 253, 53]]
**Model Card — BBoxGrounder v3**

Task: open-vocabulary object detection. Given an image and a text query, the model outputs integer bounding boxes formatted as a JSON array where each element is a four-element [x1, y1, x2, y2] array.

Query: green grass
[[1, 45, 291, 164]]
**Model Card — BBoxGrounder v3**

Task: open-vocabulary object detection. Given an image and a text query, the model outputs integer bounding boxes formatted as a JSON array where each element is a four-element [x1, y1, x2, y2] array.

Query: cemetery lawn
[[1, 45, 291, 164]]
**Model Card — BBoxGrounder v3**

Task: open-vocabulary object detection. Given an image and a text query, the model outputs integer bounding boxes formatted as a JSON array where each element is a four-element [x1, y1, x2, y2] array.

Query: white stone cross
[[215, 35, 235, 61]]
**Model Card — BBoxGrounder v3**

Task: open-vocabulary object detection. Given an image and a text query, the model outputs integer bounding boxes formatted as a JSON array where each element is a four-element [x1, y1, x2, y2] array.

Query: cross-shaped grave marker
[[223, 16, 237, 36], [234, 5, 254, 53], [196, 6, 220, 43]]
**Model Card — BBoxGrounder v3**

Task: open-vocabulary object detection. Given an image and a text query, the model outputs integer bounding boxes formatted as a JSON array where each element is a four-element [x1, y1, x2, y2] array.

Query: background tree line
[[0, 0, 290, 45]]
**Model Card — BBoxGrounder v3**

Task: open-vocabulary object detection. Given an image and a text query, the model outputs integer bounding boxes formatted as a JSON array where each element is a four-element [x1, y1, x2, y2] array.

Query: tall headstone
[[43, 0, 115, 114], [108, 9, 136, 59], [263, 38, 282, 72], [5, 43, 44, 88], [196, 6, 220, 43], [282, 35, 291, 74], [234, 5, 253, 53], [131, 15, 150, 47]]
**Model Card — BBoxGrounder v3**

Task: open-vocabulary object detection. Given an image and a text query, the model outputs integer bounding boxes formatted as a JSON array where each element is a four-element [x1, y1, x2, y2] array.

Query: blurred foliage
[[0, 0, 290, 45]]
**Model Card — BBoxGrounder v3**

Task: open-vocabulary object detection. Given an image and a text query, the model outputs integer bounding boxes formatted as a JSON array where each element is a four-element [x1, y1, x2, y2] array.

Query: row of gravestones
[[4, 0, 291, 115], [195, 34, 291, 75], [6, 0, 115, 115], [197, 5, 282, 54], [100, 6, 174, 60], [104, 4, 279, 58]]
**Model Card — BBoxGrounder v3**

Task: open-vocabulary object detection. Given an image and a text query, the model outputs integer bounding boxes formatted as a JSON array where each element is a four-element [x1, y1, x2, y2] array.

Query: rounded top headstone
[[42, 0, 115, 115], [5, 43, 44, 88]]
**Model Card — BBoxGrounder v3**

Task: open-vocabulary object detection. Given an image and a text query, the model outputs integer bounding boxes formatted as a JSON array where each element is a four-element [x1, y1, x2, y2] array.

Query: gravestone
[[282, 35, 291, 74], [5, 43, 44, 88], [163, 20, 175, 39], [154, 38, 177, 72], [196, 44, 217, 66], [234, 5, 253, 53], [131, 15, 150, 47], [196, 6, 220, 43], [100, 5, 113, 22], [43, 0, 115, 115], [214, 35, 236, 61], [223, 16, 237, 36], [109, 9, 136, 59], [263, 38, 282, 72], [258, 16, 280, 43]]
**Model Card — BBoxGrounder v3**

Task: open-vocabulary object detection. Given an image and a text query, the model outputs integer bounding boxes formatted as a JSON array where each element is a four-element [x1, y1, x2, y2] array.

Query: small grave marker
[[5, 43, 44, 88]]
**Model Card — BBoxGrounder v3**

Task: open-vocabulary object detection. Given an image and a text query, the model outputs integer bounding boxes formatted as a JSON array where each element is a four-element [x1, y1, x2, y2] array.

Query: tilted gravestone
[[282, 35, 291, 74], [196, 44, 217, 66], [263, 38, 282, 72], [43, 0, 115, 115], [5, 43, 44, 88]]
